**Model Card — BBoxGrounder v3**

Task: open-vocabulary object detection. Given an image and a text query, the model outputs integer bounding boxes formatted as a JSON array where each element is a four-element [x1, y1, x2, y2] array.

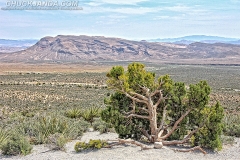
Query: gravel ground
[[1, 131, 239, 160]]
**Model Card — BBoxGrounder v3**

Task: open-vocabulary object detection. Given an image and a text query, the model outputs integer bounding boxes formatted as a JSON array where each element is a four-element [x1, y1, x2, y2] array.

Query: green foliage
[[92, 118, 114, 134], [74, 142, 88, 152], [107, 66, 124, 79], [82, 106, 101, 125], [0, 133, 32, 156], [101, 62, 224, 150], [223, 113, 240, 137], [127, 63, 155, 91], [0, 127, 9, 148], [29, 116, 69, 144], [74, 139, 107, 152], [65, 108, 82, 118], [192, 102, 224, 150], [16, 115, 89, 145], [102, 92, 145, 139]]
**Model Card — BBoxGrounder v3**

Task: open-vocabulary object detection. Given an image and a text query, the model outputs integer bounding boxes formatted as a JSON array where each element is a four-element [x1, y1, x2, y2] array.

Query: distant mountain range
[[0, 39, 38, 53], [149, 35, 240, 45], [0, 35, 239, 65], [0, 39, 38, 47]]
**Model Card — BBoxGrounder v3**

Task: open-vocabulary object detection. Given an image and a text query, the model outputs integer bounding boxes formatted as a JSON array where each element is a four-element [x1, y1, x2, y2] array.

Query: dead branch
[[161, 123, 205, 146], [104, 139, 152, 150], [141, 130, 151, 141], [105, 139, 207, 154], [118, 139, 153, 150], [124, 100, 149, 115], [129, 91, 148, 101], [125, 92, 148, 104], [171, 146, 207, 154], [153, 90, 164, 108], [138, 85, 150, 96], [150, 79, 164, 97]]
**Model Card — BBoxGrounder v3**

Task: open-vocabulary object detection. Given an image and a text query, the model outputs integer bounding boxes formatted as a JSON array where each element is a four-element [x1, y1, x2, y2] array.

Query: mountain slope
[[0, 35, 240, 64]]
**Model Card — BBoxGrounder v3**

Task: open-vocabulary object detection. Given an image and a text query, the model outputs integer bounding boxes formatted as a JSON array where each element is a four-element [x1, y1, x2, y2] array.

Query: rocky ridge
[[0, 35, 240, 64]]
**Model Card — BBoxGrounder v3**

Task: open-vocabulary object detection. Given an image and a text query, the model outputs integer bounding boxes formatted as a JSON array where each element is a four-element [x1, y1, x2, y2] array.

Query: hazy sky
[[1, 0, 240, 40]]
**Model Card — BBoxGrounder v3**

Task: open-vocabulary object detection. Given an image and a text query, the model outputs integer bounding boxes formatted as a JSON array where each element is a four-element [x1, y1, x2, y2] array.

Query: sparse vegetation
[[0, 63, 239, 156]]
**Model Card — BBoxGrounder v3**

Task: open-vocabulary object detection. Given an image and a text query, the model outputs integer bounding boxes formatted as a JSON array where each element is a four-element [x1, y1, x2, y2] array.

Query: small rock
[[88, 128, 94, 132], [154, 142, 163, 149]]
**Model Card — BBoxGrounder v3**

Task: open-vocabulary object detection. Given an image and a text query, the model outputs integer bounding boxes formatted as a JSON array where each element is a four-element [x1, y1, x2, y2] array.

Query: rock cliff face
[[0, 35, 240, 64]]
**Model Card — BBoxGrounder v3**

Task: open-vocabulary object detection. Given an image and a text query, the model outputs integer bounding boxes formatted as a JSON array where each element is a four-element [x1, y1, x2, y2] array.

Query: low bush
[[74, 139, 107, 152], [46, 133, 68, 151], [92, 118, 114, 134], [82, 106, 101, 125], [1, 133, 32, 156], [65, 108, 82, 119]]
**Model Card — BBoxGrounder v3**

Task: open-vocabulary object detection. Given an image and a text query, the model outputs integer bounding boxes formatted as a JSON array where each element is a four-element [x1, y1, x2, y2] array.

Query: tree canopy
[[101, 62, 224, 151]]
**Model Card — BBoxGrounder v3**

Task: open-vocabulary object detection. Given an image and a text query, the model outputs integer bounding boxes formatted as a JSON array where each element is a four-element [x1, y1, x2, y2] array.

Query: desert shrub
[[16, 115, 89, 145], [223, 113, 240, 137], [65, 108, 82, 118], [88, 139, 107, 149], [1, 133, 32, 156], [29, 116, 68, 144], [46, 133, 68, 151], [74, 139, 107, 152], [64, 118, 90, 139], [192, 102, 224, 150], [92, 118, 114, 134], [74, 142, 88, 152], [82, 106, 101, 125]]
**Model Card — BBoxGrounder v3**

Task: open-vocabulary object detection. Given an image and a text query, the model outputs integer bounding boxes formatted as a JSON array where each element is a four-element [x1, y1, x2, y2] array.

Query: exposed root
[[105, 139, 153, 150], [105, 139, 207, 154]]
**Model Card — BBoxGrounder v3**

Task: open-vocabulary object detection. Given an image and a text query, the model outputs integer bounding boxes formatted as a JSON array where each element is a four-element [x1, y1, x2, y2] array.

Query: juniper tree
[[101, 62, 224, 151]]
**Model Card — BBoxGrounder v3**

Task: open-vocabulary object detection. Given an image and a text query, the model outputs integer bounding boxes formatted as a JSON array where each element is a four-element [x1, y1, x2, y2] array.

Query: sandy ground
[[0, 131, 239, 160]]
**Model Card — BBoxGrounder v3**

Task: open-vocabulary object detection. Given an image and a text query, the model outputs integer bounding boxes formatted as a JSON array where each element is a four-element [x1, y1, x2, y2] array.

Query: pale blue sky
[[0, 0, 240, 40]]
